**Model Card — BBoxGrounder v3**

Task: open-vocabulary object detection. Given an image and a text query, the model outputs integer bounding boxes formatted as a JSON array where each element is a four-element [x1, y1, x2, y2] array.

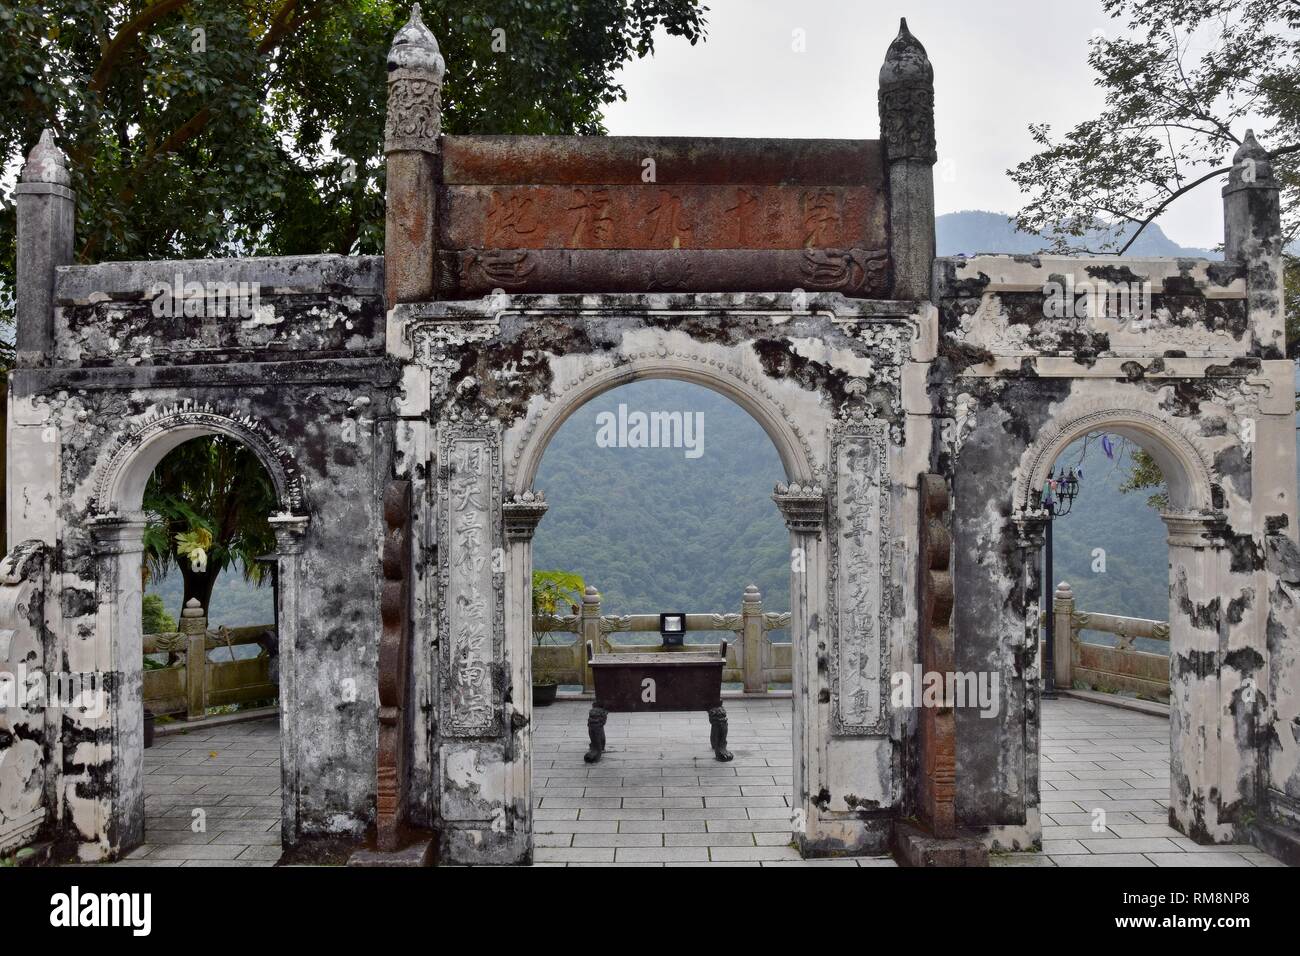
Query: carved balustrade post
[[579, 586, 602, 693], [1052, 581, 1075, 692], [178, 599, 209, 720], [741, 585, 764, 694]]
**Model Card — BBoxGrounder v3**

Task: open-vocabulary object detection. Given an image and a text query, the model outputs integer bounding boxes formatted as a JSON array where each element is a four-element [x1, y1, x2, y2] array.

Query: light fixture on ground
[[659, 612, 686, 648]]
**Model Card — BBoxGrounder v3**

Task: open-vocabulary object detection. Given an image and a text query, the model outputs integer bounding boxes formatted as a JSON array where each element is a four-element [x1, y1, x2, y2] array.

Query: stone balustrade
[[143, 599, 278, 720], [533, 585, 792, 694], [1042, 581, 1170, 702]]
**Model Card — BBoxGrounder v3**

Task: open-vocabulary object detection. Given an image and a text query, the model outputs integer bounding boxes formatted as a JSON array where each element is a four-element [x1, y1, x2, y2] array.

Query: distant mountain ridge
[[937, 210, 1217, 259]]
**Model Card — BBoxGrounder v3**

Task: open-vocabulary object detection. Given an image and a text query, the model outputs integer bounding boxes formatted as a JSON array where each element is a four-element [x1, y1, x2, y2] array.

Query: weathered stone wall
[[6, 254, 395, 858], [934, 253, 1298, 846], [390, 291, 933, 860]]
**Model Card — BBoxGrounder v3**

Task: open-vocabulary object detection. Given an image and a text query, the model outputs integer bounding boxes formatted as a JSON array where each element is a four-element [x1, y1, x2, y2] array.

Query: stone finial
[[1224, 129, 1275, 193], [1054, 581, 1074, 602], [879, 19, 933, 88], [388, 3, 444, 73], [878, 19, 936, 165], [21, 130, 71, 187], [179, 597, 207, 635], [743, 584, 762, 603], [385, 3, 445, 154]]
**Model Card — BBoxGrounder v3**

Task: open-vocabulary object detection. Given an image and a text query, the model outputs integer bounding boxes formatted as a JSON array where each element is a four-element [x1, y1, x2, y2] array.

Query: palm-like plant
[[142, 436, 277, 614]]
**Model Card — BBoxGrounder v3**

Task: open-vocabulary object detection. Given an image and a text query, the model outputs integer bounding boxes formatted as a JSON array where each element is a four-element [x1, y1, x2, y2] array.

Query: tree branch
[[88, 0, 192, 94], [1117, 144, 1300, 255]]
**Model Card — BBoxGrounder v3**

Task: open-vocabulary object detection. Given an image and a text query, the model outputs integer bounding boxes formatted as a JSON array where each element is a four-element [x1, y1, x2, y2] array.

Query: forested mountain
[[534, 378, 790, 630]]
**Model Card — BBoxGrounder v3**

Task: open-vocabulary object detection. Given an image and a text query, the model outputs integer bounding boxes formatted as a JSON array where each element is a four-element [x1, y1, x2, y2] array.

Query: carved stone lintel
[[772, 481, 827, 538], [503, 490, 548, 542]]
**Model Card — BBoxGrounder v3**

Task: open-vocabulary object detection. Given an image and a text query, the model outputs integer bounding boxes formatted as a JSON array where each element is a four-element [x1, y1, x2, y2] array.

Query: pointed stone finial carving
[[15, 127, 75, 365], [385, 3, 445, 155], [21, 130, 71, 187], [1221, 127, 1283, 350], [878, 19, 936, 164], [1224, 129, 1275, 192]]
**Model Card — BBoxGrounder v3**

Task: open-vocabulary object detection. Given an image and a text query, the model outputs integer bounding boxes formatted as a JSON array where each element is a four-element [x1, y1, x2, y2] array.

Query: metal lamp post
[[1040, 464, 1082, 700]]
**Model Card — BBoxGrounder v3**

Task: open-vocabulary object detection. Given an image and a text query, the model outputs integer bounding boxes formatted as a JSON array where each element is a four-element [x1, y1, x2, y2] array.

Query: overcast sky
[[603, 0, 1228, 251]]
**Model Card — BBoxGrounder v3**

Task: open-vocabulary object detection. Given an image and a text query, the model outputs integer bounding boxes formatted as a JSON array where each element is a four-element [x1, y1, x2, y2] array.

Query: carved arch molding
[[92, 402, 310, 516]]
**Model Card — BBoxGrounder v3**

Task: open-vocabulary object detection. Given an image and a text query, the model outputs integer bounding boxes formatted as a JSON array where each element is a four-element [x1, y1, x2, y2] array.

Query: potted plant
[[532, 570, 584, 706]]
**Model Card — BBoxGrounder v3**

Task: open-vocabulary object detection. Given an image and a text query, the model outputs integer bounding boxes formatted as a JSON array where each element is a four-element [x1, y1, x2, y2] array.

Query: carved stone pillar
[[266, 512, 310, 844], [384, 4, 444, 307], [878, 19, 937, 301], [1052, 581, 1075, 692], [86, 514, 150, 859], [378, 482, 413, 851], [773, 481, 828, 855], [741, 585, 764, 694], [894, 475, 987, 865], [14, 131, 74, 367], [579, 586, 602, 692], [1160, 509, 1243, 843], [1222, 131, 1284, 356]]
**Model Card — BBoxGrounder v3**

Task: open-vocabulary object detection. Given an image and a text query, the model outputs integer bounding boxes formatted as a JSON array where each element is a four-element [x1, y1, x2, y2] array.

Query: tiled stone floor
[[1021, 696, 1283, 868], [101, 696, 1285, 866], [108, 718, 284, 867]]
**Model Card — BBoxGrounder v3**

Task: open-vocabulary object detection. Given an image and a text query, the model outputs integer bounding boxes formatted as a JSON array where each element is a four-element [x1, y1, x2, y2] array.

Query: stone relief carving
[[413, 321, 500, 411], [385, 76, 443, 153], [827, 410, 890, 735], [879, 86, 937, 163], [92, 402, 307, 516], [800, 248, 889, 297], [437, 411, 504, 737]]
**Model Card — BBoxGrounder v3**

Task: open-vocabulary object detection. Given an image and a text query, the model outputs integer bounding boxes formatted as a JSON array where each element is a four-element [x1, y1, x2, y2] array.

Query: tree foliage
[[142, 592, 177, 634], [0, 0, 708, 326], [1010, 0, 1299, 258], [1118, 447, 1169, 509], [142, 435, 277, 613]]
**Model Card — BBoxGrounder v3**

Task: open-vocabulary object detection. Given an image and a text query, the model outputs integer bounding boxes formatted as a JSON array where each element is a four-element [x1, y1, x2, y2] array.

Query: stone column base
[[891, 821, 989, 867], [347, 836, 434, 867]]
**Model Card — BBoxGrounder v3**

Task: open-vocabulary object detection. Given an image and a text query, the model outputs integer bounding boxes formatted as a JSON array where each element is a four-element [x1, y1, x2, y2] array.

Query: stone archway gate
[[4, 7, 1300, 866]]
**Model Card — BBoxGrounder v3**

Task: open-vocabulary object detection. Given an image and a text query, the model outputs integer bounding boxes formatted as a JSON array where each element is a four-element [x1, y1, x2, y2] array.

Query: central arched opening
[[527, 377, 797, 863]]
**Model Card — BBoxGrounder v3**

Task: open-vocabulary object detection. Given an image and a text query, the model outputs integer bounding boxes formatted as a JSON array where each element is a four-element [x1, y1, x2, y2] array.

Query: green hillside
[[533, 378, 791, 635]]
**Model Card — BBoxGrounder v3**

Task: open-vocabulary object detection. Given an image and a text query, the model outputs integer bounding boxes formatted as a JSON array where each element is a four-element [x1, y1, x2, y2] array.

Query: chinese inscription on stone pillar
[[438, 419, 503, 737], [828, 415, 890, 735]]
